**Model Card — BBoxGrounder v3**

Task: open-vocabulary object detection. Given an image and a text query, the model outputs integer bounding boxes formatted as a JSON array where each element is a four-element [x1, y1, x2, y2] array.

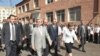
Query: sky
[[0, 0, 22, 7]]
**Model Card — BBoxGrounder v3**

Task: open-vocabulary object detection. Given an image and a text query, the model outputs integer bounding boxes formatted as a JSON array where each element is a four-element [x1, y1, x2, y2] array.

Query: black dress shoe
[[82, 50, 86, 52], [79, 45, 81, 48], [78, 45, 81, 49], [31, 55, 36, 56]]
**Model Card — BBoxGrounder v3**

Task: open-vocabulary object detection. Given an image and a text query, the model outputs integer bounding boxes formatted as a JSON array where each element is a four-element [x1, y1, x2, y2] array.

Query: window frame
[[46, 12, 53, 22], [56, 9, 65, 22], [68, 6, 81, 22]]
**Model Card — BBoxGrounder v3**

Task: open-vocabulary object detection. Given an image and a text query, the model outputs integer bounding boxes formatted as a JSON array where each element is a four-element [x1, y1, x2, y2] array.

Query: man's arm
[[1, 23, 6, 48], [45, 27, 52, 46], [31, 28, 35, 50]]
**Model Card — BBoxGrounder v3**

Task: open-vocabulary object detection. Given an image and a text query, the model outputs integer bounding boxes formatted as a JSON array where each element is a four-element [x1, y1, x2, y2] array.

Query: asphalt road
[[0, 42, 100, 56]]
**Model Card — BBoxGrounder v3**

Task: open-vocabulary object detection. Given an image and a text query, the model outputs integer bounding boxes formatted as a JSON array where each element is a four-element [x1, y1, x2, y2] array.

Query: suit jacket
[[47, 24, 58, 41], [77, 25, 87, 38], [31, 26, 52, 50], [1, 23, 20, 46], [24, 24, 30, 38], [16, 22, 24, 44]]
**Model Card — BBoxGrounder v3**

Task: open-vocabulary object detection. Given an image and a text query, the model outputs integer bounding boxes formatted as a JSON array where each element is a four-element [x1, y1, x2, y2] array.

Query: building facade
[[16, 0, 40, 22], [0, 6, 16, 20], [16, 0, 100, 24]]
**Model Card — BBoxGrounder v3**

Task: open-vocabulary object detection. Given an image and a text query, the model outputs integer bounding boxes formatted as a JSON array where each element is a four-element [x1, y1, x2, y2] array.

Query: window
[[46, 12, 53, 22], [46, 0, 53, 4], [32, 12, 40, 20], [22, 5, 25, 12], [3, 17, 5, 19], [56, 10, 65, 22], [34, 0, 39, 8], [93, 0, 99, 17], [69, 6, 81, 21], [26, 3, 29, 11], [14, 12, 16, 14], [3, 10, 5, 12], [19, 7, 21, 13]]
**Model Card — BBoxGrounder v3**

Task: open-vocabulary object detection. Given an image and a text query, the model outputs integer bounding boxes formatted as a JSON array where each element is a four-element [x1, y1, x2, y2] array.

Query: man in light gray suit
[[31, 19, 52, 56]]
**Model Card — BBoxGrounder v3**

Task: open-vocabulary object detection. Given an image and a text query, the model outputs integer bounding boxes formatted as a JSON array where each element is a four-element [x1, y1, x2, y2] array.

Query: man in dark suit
[[47, 19, 58, 56], [15, 17, 24, 55], [1, 15, 20, 56], [24, 19, 30, 49], [77, 20, 86, 52], [0, 27, 2, 51]]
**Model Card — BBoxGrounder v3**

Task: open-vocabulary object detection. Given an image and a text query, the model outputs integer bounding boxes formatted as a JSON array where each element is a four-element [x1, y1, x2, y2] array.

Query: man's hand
[[77, 40, 80, 44], [49, 41, 52, 46], [2, 44, 5, 49], [22, 36, 27, 41], [32, 46, 36, 51]]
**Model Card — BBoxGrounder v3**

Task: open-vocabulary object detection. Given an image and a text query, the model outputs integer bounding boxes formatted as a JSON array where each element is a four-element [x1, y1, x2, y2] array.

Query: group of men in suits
[[2, 14, 99, 56], [77, 20, 100, 52], [1, 14, 59, 56]]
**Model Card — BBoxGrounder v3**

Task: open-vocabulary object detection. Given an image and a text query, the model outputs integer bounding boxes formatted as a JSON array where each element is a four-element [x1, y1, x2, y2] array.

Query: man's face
[[69, 26, 74, 31], [10, 16, 15, 23], [30, 19, 33, 24], [36, 19, 42, 26], [53, 19, 57, 24], [44, 19, 48, 25], [19, 19, 22, 23]]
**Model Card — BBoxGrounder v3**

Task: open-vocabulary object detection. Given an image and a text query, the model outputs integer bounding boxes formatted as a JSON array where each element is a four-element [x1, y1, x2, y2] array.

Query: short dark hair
[[68, 22, 74, 28], [8, 14, 16, 19]]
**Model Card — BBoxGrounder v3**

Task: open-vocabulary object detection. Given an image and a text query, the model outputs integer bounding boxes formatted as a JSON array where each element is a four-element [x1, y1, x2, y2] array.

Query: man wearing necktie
[[31, 19, 52, 56], [47, 19, 58, 56], [1, 15, 19, 56], [77, 20, 86, 52]]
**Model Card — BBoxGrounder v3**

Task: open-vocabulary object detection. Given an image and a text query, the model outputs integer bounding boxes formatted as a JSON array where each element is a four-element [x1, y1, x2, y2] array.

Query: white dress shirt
[[38, 26, 43, 36], [58, 26, 62, 35], [62, 27, 78, 43], [90, 27, 94, 34], [95, 27, 100, 33]]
